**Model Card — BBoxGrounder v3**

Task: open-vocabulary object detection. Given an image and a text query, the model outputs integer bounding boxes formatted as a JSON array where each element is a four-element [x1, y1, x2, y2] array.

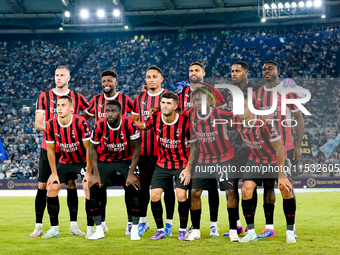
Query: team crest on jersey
[[254, 130, 259, 139], [176, 130, 180, 137], [72, 130, 76, 138], [120, 132, 125, 140]]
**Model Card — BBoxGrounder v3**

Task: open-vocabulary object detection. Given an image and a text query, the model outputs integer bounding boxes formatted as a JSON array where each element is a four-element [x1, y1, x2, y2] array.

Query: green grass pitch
[[1, 191, 339, 255]]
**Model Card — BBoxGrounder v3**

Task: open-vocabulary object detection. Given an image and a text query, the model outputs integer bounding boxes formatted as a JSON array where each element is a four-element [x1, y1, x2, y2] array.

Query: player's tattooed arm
[[35, 112, 46, 131], [292, 110, 304, 164], [46, 142, 59, 189], [89, 142, 101, 188], [188, 141, 197, 176], [126, 138, 141, 190], [272, 139, 291, 192]]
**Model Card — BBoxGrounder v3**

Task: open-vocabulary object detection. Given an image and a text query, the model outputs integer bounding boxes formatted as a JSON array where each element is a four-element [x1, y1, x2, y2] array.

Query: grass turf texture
[[0, 191, 339, 255]]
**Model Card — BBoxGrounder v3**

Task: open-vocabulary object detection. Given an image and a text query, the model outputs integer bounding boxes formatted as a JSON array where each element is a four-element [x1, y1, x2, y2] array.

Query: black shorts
[[219, 178, 239, 190], [192, 158, 237, 190], [191, 177, 218, 190], [286, 149, 297, 177], [233, 148, 250, 179], [242, 160, 290, 187], [138, 155, 157, 188], [151, 165, 188, 190], [98, 160, 131, 186], [57, 162, 84, 184], [38, 149, 61, 183]]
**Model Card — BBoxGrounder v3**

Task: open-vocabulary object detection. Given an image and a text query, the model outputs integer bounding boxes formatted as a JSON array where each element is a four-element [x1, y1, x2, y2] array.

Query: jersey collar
[[53, 89, 70, 96], [147, 88, 164, 97], [162, 113, 179, 126], [58, 114, 73, 128], [104, 92, 119, 100], [107, 117, 122, 131], [196, 107, 212, 120]]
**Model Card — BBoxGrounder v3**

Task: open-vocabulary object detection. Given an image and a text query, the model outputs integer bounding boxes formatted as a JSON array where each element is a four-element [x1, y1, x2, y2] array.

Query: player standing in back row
[[82, 70, 134, 236], [31, 66, 89, 238], [131, 66, 175, 237]]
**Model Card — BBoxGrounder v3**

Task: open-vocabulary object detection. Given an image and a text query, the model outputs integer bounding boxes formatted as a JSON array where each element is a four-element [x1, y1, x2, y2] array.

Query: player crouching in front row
[[43, 95, 92, 238], [87, 100, 142, 240]]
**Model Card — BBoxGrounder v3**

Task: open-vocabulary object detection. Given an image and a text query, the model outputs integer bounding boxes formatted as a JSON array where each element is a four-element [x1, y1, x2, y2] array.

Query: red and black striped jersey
[[145, 112, 190, 170], [131, 89, 168, 156], [177, 84, 226, 112], [184, 107, 235, 164], [85, 92, 133, 121], [36, 89, 89, 150], [252, 85, 299, 151], [178, 86, 193, 112], [90, 115, 140, 162], [232, 115, 286, 164], [45, 114, 91, 164]]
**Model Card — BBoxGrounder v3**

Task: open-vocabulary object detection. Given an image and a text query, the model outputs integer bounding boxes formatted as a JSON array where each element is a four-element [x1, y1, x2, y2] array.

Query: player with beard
[[135, 92, 191, 241], [184, 88, 237, 242], [42, 96, 91, 238], [233, 99, 296, 243], [177, 61, 225, 112], [222, 61, 257, 237], [131, 66, 176, 237], [88, 100, 141, 240], [177, 62, 225, 237], [148, 62, 227, 237], [31, 66, 88, 238], [252, 61, 303, 239], [82, 70, 133, 237]]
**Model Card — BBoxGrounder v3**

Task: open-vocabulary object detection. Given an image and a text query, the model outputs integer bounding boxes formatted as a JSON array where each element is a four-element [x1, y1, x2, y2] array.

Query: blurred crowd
[[1, 28, 339, 179]]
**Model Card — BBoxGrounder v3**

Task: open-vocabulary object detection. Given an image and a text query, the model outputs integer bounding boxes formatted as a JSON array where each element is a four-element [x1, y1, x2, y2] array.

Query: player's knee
[[47, 185, 61, 197], [66, 180, 77, 189], [38, 182, 47, 190], [241, 185, 254, 200], [263, 179, 275, 190], [280, 188, 294, 199], [191, 189, 202, 200], [226, 189, 236, 199], [226, 189, 237, 206], [151, 190, 162, 202], [176, 190, 187, 202]]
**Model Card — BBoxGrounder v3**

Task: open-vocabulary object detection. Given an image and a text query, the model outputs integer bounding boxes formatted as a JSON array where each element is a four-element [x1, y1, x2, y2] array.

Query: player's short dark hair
[[146, 66, 163, 76], [190, 61, 205, 70], [101, 70, 118, 79], [58, 95, 73, 105], [192, 87, 217, 106], [264, 60, 280, 71], [233, 61, 249, 71], [106, 100, 121, 111], [161, 91, 179, 104], [56, 66, 70, 73]]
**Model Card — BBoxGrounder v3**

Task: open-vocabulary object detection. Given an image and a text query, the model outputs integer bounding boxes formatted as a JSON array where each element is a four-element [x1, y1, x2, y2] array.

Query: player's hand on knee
[[47, 173, 59, 191], [179, 169, 190, 186], [82, 174, 91, 192], [89, 174, 101, 189], [278, 177, 292, 192], [126, 174, 140, 190]]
